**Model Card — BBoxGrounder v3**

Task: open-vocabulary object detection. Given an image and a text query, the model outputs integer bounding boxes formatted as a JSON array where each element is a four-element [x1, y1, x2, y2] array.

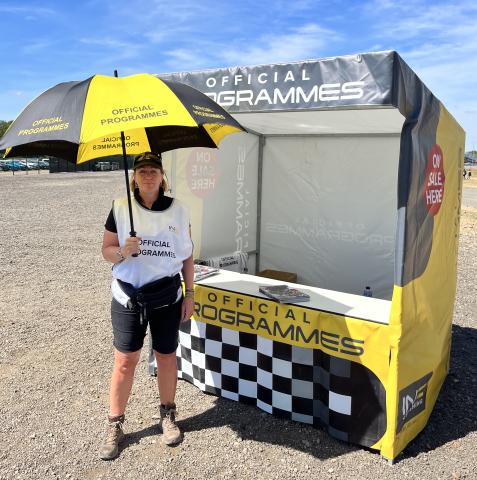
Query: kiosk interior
[[158, 51, 465, 461]]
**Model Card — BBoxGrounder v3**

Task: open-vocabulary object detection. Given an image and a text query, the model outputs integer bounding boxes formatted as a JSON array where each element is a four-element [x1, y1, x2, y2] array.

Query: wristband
[[116, 247, 125, 262]]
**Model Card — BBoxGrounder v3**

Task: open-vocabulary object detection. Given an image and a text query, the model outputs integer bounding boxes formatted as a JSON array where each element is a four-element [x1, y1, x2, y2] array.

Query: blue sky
[[1, 0, 476, 150]]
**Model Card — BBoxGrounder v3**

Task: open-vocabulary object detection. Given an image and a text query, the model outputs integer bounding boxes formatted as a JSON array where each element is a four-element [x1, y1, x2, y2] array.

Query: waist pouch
[[117, 274, 181, 324]]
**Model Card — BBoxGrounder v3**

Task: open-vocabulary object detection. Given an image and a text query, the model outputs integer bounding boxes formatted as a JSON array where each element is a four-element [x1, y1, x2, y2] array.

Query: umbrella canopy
[[0, 73, 245, 238], [0, 73, 245, 162]]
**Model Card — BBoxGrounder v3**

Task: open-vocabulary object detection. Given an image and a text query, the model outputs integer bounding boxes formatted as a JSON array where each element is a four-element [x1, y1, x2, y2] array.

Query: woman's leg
[[154, 350, 182, 445], [150, 298, 182, 407], [100, 348, 141, 460], [149, 297, 183, 445], [154, 351, 177, 406], [109, 348, 141, 416]]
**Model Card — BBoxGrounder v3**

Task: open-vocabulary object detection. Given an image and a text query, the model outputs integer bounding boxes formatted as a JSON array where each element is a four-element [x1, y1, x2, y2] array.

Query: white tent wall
[[162, 133, 259, 271], [259, 134, 400, 300]]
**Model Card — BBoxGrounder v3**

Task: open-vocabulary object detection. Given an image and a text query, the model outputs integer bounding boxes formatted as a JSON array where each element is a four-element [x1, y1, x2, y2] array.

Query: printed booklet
[[259, 284, 310, 304], [194, 264, 220, 282]]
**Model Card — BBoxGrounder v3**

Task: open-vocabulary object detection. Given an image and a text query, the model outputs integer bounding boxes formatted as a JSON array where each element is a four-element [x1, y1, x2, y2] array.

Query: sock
[[108, 414, 125, 423]]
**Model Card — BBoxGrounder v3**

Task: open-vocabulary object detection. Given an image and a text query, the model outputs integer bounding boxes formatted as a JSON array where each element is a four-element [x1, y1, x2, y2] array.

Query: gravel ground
[[0, 171, 475, 480]]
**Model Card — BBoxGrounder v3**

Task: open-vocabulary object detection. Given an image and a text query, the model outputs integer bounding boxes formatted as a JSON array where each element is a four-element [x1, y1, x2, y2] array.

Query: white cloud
[[160, 22, 342, 71], [80, 37, 135, 49], [219, 23, 342, 66], [383, 3, 475, 40], [360, 0, 477, 150], [79, 37, 144, 61], [165, 49, 204, 69], [0, 5, 56, 16], [21, 41, 52, 55], [110, 0, 210, 32]]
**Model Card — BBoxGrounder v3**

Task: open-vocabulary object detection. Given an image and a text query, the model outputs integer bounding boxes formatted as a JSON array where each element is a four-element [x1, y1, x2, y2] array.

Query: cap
[[133, 152, 163, 169]]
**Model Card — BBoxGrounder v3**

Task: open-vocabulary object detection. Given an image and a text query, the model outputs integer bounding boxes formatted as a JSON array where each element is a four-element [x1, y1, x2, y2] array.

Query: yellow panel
[[380, 106, 465, 460], [77, 128, 151, 164], [80, 74, 197, 144], [378, 285, 403, 458], [202, 124, 244, 146], [194, 284, 392, 384]]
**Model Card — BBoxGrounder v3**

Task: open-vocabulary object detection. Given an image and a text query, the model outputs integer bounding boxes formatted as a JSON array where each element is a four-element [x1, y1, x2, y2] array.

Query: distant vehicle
[[0, 160, 10, 171], [464, 153, 477, 166], [13, 160, 27, 170], [26, 160, 42, 169], [17, 160, 37, 170], [38, 160, 50, 169], [2, 160, 25, 171], [93, 161, 112, 171]]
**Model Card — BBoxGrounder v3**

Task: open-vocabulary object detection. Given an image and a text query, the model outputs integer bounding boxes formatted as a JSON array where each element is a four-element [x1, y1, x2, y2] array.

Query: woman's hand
[[121, 236, 142, 257], [181, 296, 195, 322]]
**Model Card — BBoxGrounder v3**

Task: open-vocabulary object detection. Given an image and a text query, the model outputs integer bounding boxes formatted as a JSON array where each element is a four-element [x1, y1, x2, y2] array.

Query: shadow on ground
[[121, 398, 354, 461], [121, 324, 477, 462], [401, 324, 477, 459]]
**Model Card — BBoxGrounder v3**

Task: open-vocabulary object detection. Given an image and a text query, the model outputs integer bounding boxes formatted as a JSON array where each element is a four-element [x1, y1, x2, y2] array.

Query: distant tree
[[0, 120, 13, 138], [0, 120, 13, 155]]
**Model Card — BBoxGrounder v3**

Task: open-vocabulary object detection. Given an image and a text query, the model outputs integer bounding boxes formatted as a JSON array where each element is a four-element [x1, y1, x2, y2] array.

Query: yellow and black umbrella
[[0, 72, 245, 234]]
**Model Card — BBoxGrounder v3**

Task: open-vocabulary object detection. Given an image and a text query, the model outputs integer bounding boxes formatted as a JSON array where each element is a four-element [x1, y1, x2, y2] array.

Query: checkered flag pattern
[[176, 320, 386, 447]]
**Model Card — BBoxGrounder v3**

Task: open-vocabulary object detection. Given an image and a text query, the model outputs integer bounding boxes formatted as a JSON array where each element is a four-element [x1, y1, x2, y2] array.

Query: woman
[[99, 152, 194, 460]]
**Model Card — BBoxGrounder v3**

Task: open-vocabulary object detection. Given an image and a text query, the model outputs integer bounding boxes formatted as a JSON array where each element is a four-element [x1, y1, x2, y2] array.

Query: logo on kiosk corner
[[397, 372, 432, 433]]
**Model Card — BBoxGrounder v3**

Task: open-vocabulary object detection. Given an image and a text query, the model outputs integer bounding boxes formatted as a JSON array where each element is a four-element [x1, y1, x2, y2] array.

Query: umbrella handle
[[130, 231, 139, 258]]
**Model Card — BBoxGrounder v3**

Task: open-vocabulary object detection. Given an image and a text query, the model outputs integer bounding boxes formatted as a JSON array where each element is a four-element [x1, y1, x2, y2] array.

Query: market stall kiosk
[[158, 51, 465, 461]]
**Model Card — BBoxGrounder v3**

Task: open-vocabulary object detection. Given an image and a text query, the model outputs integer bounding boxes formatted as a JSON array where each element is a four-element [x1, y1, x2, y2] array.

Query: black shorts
[[111, 296, 183, 354]]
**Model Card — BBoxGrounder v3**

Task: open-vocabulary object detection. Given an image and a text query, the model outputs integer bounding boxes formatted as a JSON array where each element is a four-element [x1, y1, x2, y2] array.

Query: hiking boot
[[99, 415, 125, 460], [159, 404, 182, 445]]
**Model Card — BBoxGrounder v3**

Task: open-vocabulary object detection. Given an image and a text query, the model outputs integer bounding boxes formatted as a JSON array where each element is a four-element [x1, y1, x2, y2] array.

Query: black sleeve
[[104, 208, 117, 233]]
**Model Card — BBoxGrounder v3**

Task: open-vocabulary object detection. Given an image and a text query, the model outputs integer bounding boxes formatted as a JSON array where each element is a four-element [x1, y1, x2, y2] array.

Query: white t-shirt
[[112, 197, 193, 289]]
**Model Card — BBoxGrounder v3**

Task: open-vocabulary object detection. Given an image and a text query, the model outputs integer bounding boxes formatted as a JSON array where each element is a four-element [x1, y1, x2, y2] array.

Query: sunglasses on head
[[135, 152, 162, 163]]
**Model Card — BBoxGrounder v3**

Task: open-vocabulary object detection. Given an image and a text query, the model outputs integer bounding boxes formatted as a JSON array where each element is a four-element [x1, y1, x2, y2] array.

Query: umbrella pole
[[119, 131, 137, 238], [114, 69, 137, 249]]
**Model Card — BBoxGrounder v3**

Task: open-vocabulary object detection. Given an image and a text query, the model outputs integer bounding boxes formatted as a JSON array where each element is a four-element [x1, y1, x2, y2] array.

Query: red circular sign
[[186, 148, 219, 198], [424, 144, 445, 216]]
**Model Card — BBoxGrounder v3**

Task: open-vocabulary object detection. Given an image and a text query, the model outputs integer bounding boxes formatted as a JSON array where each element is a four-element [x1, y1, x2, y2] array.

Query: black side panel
[[392, 53, 440, 286], [0, 78, 92, 150], [145, 125, 217, 153]]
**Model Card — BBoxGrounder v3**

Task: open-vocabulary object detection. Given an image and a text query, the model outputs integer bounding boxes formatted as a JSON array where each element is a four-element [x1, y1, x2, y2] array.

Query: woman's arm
[[181, 227, 195, 321], [181, 254, 194, 291], [181, 254, 195, 322], [181, 226, 194, 290], [101, 230, 141, 263], [102, 230, 122, 264]]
